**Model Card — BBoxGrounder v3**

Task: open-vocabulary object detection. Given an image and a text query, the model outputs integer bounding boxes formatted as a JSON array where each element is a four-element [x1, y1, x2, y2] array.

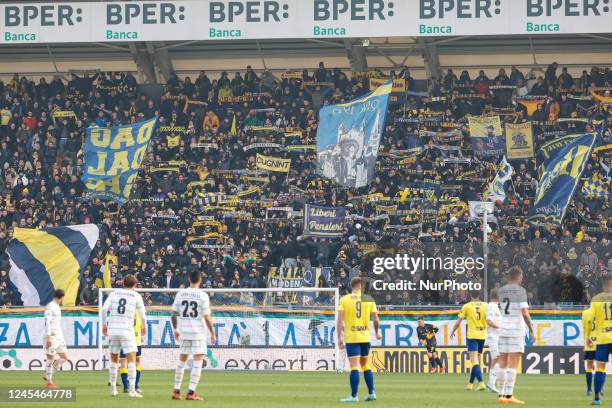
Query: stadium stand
[[0, 62, 609, 307]]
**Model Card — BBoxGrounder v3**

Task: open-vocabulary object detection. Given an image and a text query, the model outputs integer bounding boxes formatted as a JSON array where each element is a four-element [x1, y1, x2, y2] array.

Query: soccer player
[[587, 274, 612, 406], [118, 313, 143, 393], [102, 275, 147, 398], [171, 271, 215, 401], [582, 305, 596, 396], [336, 277, 382, 403], [450, 290, 487, 391], [43, 289, 69, 388], [416, 316, 444, 373], [486, 289, 502, 393], [497, 266, 535, 405]]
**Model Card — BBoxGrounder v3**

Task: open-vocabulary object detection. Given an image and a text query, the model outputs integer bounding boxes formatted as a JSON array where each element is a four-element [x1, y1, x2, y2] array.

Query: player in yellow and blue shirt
[[119, 313, 143, 393], [337, 277, 381, 403], [587, 274, 612, 405], [583, 306, 597, 396], [450, 290, 487, 391]]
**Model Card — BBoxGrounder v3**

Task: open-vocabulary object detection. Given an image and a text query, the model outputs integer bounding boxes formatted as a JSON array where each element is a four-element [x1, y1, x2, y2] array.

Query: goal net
[[98, 287, 340, 372]]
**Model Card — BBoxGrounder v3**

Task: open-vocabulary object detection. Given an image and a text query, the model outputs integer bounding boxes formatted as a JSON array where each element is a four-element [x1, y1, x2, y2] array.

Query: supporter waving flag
[[488, 156, 513, 203], [7, 225, 99, 306], [527, 133, 597, 227]]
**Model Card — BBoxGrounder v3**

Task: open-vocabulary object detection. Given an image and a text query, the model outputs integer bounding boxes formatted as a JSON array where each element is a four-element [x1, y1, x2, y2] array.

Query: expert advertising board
[[2, 0, 612, 44]]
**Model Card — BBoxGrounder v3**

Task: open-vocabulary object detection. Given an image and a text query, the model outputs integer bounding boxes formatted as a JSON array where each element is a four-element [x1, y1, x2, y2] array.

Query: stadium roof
[[1, 34, 612, 83]]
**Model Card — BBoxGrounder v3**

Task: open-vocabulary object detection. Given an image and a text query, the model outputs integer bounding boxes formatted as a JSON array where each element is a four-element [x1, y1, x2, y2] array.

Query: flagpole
[[483, 210, 489, 303]]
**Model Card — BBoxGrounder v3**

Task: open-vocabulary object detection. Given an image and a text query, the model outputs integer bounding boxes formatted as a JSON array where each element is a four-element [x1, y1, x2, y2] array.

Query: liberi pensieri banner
[[1, 0, 611, 44]]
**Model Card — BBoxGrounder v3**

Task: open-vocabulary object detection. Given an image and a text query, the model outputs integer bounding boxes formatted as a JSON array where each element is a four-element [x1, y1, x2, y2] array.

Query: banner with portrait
[[316, 82, 392, 188], [82, 118, 157, 204], [505, 122, 535, 160], [469, 116, 505, 157], [302, 204, 345, 238]]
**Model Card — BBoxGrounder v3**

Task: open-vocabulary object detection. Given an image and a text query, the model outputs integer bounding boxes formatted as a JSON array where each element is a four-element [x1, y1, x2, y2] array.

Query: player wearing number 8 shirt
[[101, 275, 148, 398], [587, 274, 612, 406], [171, 271, 215, 401]]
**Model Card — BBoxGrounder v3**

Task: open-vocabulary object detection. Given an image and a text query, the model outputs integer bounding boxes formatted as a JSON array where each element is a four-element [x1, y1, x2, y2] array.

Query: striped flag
[[7, 225, 99, 306]]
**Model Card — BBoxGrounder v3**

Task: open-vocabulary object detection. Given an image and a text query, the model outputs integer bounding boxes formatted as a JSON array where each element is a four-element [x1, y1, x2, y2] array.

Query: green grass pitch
[[0, 371, 592, 407]]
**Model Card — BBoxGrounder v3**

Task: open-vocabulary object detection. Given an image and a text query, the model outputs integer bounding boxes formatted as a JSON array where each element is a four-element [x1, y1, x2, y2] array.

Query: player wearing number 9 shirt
[[170, 271, 215, 401], [101, 275, 148, 398], [337, 277, 381, 403], [587, 274, 612, 406]]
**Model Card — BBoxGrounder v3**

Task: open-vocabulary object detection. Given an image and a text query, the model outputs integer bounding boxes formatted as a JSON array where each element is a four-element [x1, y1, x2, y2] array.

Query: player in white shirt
[[102, 275, 147, 398], [43, 289, 69, 388], [485, 288, 501, 393], [171, 271, 215, 401], [496, 267, 535, 405]]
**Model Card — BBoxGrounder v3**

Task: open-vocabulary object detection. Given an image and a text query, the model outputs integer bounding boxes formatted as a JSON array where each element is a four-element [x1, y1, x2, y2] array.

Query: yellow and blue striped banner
[[7, 225, 99, 306]]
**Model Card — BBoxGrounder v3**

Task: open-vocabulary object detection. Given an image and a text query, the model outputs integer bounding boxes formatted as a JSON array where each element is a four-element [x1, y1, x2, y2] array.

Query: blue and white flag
[[527, 133, 597, 227], [316, 82, 392, 188], [488, 156, 513, 202], [82, 118, 157, 204], [7, 225, 99, 306]]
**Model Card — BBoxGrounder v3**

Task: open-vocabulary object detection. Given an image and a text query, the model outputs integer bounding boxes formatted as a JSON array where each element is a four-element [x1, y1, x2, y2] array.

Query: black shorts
[[426, 344, 437, 354], [584, 350, 596, 361]]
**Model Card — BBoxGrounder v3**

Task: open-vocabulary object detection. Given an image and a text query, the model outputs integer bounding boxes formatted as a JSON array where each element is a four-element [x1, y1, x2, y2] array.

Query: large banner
[[2, 1, 612, 44], [256, 154, 291, 173], [527, 133, 597, 226], [317, 82, 391, 188], [469, 116, 505, 157], [82, 118, 157, 204], [505, 122, 535, 160], [0, 308, 587, 348], [303, 204, 345, 237]]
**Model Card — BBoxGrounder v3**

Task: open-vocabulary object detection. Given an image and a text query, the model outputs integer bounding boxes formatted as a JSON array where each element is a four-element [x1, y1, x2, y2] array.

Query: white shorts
[[43, 335, 67, 355], [180, 339, 207, 356], [498, 336, 525, 354], [487, 338, 500, 359], [108, 335, 137, 355]]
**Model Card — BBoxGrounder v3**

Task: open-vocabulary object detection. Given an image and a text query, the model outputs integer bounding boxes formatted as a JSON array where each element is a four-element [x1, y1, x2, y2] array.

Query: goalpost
[[98, 287, 341, 372]]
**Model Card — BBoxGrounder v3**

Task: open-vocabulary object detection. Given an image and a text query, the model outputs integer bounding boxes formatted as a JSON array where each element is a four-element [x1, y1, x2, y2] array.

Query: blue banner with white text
[[81, 118, 157, 204]]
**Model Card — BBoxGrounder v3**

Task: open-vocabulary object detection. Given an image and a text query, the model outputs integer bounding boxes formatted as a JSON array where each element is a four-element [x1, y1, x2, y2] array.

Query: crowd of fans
[[0, 61, 609, 307]]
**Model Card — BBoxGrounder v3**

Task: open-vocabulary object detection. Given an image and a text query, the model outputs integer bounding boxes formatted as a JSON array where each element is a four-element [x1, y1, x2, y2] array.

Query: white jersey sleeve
[[172, 289, 211, 341], [44, 302, 62, 338], [103, 289, 147, 338], [486, 302, 502, 340], [498, 284, 529, 338]]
